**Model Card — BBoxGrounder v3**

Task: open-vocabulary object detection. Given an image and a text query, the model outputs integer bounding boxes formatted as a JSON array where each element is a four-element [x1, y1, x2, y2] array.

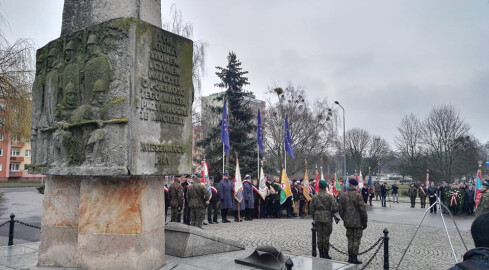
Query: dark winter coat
[[428, 186, 437, 198], [465, 189, 475, 205], [339, 190, 368, 228], [448, 247, 489, 270], [409, 187, 418, 198], [243, 180, 254, 209], [291, 186, 300, 201], [380, 185, 389, 196], [209, 184, 220, 204], [218, 179, 234, 209]]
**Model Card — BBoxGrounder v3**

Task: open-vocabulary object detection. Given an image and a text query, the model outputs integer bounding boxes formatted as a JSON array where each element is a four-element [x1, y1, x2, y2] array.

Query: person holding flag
[[476, 181, 489, 217], [301, 163, 311, 216], [279, 169, 293, 217], [332, 173, 341, 197], [273, 176, 283, 218], [242, 175, 255, 221], [233, 156, 245, 222]]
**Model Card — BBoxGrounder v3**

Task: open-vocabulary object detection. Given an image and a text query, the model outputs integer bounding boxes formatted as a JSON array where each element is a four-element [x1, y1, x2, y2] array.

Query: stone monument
[[30, 1, 194, 269]]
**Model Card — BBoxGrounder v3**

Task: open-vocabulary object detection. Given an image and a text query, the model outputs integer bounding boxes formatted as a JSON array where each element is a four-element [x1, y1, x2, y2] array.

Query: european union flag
[[368, 172, 373, 188], [284, 116, 294, 159], [257, 108, 263, 155], [221, 99, 230, 154]]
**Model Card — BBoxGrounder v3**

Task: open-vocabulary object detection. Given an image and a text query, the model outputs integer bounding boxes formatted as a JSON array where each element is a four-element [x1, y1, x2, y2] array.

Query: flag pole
[[223, 142, 225, 173], [236, 152, 241, 222]]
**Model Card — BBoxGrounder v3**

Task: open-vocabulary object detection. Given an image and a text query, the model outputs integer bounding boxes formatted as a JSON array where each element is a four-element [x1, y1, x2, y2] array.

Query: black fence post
[[383, 228, 389, 270], [285, 257, 294, 270], [311, 221, 317, 257], [8, 213, 15, 246]]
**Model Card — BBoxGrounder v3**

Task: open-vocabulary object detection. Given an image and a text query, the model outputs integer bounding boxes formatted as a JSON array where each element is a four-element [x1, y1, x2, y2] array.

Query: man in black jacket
[[207, 177, 220, 224], [427, 182, 437, 214]]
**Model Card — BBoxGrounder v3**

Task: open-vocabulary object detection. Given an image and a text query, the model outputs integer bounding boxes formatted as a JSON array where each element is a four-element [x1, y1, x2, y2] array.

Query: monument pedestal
[[38, 175, 166, 269]]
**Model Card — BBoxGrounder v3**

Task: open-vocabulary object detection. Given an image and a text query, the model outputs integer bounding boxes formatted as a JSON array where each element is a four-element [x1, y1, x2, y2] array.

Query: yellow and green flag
[[280, 169, 292, 204]]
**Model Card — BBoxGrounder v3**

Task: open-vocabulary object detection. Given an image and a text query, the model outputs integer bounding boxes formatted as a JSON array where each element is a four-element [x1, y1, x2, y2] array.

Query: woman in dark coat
[[242, 175, 255, 220], [218, 173, 234, 223]]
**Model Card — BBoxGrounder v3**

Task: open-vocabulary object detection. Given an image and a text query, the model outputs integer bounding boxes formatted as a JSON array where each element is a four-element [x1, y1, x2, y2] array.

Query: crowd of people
[[162, 171, 489, 266]]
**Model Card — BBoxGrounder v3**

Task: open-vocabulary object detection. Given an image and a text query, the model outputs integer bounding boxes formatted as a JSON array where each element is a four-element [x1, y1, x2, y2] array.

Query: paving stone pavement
[[203, 201, 475, 270]]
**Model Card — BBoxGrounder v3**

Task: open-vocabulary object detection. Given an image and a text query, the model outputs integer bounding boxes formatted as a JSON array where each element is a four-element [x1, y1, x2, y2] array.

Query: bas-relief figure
[[33, 30, 127, 169]]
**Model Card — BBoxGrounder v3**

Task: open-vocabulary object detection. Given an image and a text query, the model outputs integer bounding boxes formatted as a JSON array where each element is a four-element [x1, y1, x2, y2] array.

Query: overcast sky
[[2, 0, 488, 145]]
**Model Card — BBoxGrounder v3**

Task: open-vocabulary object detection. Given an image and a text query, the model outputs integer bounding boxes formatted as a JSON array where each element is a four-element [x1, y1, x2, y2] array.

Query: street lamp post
[[334, 101, 346, 181]]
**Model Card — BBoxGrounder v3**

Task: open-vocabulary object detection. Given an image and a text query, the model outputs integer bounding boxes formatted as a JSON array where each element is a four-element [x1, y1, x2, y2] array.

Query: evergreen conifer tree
[[198, 52, 257, 180]]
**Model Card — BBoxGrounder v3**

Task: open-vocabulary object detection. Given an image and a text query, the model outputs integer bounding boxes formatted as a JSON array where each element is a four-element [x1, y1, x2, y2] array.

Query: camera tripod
[[395, 194, 468, 269]]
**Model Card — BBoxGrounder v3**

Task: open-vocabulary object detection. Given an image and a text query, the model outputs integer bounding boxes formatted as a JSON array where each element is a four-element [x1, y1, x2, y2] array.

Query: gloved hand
[[362, 224, 367, 230]]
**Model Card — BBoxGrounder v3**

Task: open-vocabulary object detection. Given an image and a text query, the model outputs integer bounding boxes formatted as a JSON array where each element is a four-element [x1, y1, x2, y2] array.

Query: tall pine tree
[[198, 52, 257, 180]]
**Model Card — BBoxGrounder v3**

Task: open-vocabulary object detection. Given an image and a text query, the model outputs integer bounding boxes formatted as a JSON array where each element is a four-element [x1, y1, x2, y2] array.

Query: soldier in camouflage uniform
[[187, 173, 210, 228], [339, 179, 368, 265], [310, 180, 339, 259], [476, 182, 489, 217], [409, 184, 418, 208], [169, 175, 183, 222]]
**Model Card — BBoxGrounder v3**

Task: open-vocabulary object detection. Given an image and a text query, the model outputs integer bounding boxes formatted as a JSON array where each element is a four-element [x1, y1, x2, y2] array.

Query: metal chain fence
[[0, 214, 41, 246], [312, 222, 390, 269]]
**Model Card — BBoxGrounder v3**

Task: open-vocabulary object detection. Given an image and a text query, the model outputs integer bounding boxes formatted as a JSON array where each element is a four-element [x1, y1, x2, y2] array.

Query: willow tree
[[0, 16, 34, 139]]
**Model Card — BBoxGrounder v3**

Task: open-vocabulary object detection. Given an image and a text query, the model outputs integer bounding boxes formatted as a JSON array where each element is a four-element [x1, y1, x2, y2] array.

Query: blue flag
[[284, 116, 294, 159], [221, 99, 230, 154], [257, 108, 263, 155], [368, 172, 373, 188]]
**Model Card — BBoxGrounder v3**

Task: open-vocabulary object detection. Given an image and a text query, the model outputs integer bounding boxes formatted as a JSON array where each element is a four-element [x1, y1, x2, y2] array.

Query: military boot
[[324, 249, 332, 260], [350, 254, 362, 264]]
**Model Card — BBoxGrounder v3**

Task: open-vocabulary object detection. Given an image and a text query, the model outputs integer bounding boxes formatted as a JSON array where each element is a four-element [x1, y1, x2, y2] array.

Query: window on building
[[0, 164, 2, 171], [0, 148, 3, 156], [10, 163, 20, 171], [0, 133, 3, 141], [11, 135, 20, 142], [0, 103, 5, 112], [0, 118, 4, 126], [24, 164, 28, 171], [10, 149, 20, 156], [25, 150, 31, 157]]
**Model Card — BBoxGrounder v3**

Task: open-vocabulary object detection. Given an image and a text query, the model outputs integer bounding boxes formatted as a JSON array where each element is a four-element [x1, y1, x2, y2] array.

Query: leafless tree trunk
[[264, 84, 336, 176], [345, 128, 370, 172], [421, 105, 470, 181], [394, 113, 423, 180]]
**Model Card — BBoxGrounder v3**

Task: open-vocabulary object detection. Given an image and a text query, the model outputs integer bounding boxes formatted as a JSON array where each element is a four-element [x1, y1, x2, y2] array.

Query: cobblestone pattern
[[203, 204, 473, 270]]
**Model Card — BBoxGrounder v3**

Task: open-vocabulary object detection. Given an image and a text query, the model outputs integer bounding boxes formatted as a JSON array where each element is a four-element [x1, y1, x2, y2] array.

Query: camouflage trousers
[[171, 207, 180, 222], [190, 207, 206, 228], [346, 228, 363, 255], [316, 222, 332, 251]]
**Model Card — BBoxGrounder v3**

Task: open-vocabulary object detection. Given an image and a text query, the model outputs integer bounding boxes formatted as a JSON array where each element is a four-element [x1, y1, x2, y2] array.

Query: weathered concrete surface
[[165, 222, 245, 258], [30, 18, 194, 176], [37, 175, 166, 269], [61, 0, 162, 36]]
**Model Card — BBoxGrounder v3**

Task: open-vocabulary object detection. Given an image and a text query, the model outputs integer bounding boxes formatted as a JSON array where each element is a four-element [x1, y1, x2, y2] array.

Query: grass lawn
[[0, 182, 44, 188]]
